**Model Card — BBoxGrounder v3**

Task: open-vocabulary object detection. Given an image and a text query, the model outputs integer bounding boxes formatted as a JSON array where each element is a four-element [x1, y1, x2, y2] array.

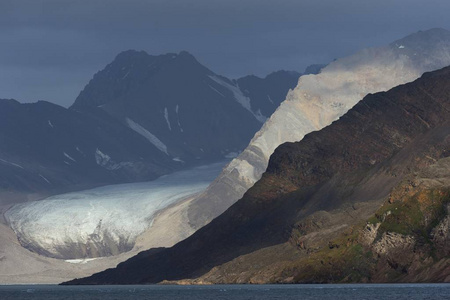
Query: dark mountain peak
[[112, 49, 199, 68], [388, 28, 450, 71], [176, 50, 195, 60], [114, 49, 149, 60], [65, 64, 450, 285], [0, 99, 63, 111], [237, 70, 300, 83], [71, 49, 210, 109], [169, 50, 206, 72], [303, 64, 327, 75], [235, 70, 301, 118], [0, 98, 20, 106], [391, 27, 450, 49], [265, 70, 301, 80]]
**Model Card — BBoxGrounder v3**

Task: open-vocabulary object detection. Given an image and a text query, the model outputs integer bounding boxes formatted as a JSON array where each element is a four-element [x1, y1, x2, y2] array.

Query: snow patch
[[65, 258, 98, 264], [207, 33, 450, 228], [122, 71, 130, 79], [94, 148, 133, 170], [126, 118, 169, 155], [208, 85, 225, 98], [95, 149, 112, 167], [0, 158, 24, 169], [208, 75, 266, 123], [63, 152, 76, 162], [175, 105, 183, 132], [172, 157, 184, 163], [267, 95, 274, 104], [47, 120, 54, 128], [164, 107, 172, 131], [76, 147, 84, 155], [39, 174, 51, 184], [225, 152, 239, 159]]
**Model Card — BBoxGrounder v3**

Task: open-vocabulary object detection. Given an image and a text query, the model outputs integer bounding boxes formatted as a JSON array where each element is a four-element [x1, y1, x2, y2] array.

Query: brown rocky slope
[[65, 66, 450, 284]]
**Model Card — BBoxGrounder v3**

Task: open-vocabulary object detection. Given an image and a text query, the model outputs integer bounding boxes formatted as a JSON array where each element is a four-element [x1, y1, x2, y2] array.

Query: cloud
[[1, 0, 450, 106]]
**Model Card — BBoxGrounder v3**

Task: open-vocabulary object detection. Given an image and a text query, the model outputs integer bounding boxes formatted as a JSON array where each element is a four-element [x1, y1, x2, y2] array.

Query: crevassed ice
[[5, 161, 227, 258]]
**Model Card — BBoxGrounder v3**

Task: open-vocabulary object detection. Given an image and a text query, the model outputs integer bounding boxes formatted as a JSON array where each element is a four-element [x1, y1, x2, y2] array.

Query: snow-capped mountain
[[72, 50, 301, 165], [187, 28, 450, 229], [67, 59, 450, 285], [0, 50, 301, 261], [0, 51, 300, 202]]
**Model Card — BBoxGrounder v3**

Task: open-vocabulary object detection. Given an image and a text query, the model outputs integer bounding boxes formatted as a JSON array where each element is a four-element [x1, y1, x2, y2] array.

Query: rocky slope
[[236, 70, 305, 118], [187, 28, 450, 230], [0, 99, 175, 198], [1, 51, 300, 203], [65, 63, 450, 284], [1, 50, 300, 267], [72, 50, 300, 165]]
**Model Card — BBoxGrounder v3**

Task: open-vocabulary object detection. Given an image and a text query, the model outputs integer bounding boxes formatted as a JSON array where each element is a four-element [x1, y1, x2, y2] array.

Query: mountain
[[0, 51, 301, 264], [303, 64, 327, 75], [0, 99, 175, 200], [0, 51, 300, 202], [186, 28, 450, 231], [65, 63, 450, 285], [236, 70, 301, 118], [71, 50, 300, 165]]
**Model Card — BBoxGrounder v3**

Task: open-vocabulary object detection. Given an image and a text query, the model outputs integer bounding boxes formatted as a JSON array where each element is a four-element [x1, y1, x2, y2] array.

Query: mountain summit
[[186, 28, 450, 231], [0, 50, 300, 261], [72, 50, 300, 165], [65, 62, 450, 285]]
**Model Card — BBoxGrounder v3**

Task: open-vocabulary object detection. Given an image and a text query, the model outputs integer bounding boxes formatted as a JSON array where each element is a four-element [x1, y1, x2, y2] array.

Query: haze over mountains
[[68, 58, 450, 285], [2, 28, 450, 285], [72, 50, 301, 164], [187, 28, 450, 230], [0, 50, 301, 204], [0, 49, 302, 279]]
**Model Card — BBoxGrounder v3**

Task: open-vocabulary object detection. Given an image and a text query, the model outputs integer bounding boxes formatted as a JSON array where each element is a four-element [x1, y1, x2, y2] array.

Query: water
[[0, 284, 449, 300]]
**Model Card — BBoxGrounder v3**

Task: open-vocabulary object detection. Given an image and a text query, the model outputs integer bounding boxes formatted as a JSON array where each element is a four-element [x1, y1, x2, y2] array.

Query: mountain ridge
[[64, 64, 450, 284], [186, 27, 450, 232]]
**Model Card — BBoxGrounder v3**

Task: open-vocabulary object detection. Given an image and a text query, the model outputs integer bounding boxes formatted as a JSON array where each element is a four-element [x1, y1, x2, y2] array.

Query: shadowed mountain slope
[[187, 28, 450, 232], [65, 63, 450, 285], [72, 50, 300, 165]]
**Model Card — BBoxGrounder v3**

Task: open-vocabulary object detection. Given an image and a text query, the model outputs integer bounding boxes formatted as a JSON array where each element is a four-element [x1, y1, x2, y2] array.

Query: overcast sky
[[1, 0, 450, 107]]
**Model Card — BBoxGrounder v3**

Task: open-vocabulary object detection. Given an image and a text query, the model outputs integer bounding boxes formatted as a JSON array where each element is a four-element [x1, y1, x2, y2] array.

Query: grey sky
[[1, 0, 450, 107]]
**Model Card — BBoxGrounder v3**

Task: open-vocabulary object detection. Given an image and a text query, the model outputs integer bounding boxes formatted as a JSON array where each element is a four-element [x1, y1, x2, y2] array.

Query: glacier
[[5, 161, 226, 259]]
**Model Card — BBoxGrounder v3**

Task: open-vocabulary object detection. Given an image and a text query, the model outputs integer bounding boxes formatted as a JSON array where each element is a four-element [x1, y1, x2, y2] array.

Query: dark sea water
[[0, 284, 449, 300]]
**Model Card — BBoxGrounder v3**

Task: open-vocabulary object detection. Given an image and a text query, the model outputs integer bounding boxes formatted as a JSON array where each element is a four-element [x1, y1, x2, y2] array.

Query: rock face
[[72, 50, 300, 165], [1, 50, 300, 262], [0, 51, 300, 201], [0, 99, 175, 197], [65, 63, 450, 285], [235, 70, 302, 119], [187, 28, 450, 230]]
